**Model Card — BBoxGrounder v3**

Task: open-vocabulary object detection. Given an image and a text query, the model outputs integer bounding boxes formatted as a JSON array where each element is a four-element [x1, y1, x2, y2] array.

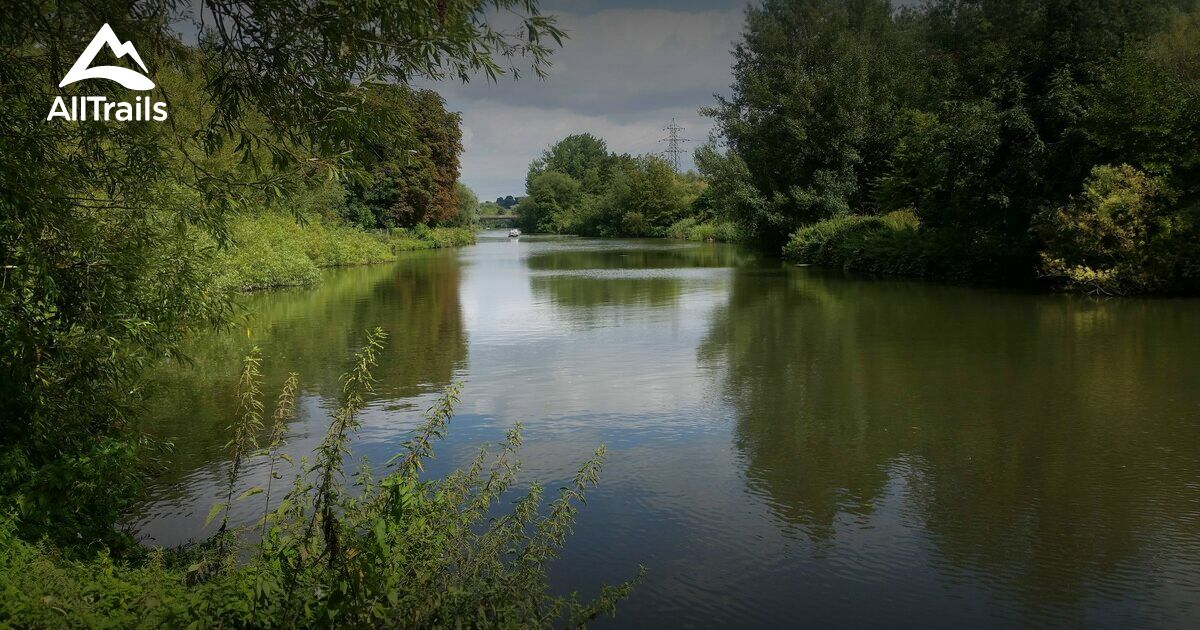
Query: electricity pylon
[[659, 118, 690, 171]]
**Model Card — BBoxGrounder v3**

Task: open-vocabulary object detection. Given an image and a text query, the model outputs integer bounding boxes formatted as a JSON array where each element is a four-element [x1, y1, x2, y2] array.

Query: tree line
[[514, 133, 730, 239], [699, 0, 1199, 294]]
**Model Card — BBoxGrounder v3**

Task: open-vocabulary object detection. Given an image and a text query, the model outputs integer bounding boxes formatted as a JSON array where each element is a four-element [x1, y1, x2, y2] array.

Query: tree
[[526, 133, 612, 194], [0, 0, 564, 549], [448, 182, 480, 227], [342, 86, 463, 228], [603, 156, 692, 236], [704, 0, 1199, 289], [704, 0, 915, 250], [516, 172, 583, 233]]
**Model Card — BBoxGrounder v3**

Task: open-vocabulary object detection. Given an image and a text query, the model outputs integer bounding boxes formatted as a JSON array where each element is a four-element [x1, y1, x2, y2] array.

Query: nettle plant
[[202, 328, 642, 627]]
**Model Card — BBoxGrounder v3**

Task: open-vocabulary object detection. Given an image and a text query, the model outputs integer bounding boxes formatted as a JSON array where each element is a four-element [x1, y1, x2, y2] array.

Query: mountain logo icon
[[59, 23, 155, 91]]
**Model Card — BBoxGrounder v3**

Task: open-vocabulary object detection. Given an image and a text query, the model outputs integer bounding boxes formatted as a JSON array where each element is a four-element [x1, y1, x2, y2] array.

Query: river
[[135, 230, 1200, 628]]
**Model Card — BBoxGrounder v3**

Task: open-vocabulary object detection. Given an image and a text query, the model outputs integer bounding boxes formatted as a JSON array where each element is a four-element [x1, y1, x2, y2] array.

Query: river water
[[136, 231, 1200, 628]]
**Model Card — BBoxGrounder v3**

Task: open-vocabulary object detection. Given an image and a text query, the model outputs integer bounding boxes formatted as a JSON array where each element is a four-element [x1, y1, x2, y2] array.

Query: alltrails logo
[[47, 23, 167, 122]]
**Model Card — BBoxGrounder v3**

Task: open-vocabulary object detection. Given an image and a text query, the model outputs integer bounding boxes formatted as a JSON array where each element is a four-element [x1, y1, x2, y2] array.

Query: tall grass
[[665, 217, 743, 243], [0, 330, 640, 627], [211, 215, 477, 292]]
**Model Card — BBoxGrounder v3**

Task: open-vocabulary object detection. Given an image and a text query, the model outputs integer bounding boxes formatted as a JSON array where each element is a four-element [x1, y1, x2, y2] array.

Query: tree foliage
[[1, 0, 563, 549], [516, 135, 708, 237], [706, 0, 1200, 291], [526, 133, 613, 194], [341, 86, 465, 229]]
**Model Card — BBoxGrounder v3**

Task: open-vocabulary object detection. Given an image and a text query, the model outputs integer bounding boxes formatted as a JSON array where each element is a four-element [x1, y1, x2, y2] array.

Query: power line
[[659, 118, 690, 171]]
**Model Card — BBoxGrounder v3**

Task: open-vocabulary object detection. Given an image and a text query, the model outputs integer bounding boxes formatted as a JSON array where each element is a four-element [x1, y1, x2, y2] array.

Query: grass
[[664, 217, 743, 243], [211, 215, 475, 292]]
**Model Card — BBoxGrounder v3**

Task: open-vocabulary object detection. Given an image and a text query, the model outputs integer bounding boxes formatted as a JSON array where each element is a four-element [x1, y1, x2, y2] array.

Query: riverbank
[[781, 207, 1200, 295], [781, 211, 962, 278], [131, 235, 1200, 627], [212, 214, 475, 292], [665, 218, 742, 243]]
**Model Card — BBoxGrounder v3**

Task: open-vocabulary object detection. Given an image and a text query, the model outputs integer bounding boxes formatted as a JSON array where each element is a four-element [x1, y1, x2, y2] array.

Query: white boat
[[508, 228, 521, 238]]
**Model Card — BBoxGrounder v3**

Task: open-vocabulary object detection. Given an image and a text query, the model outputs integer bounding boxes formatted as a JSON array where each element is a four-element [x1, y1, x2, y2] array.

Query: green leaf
[[205, 502, 228, 527], [236, 487, 265, 501]]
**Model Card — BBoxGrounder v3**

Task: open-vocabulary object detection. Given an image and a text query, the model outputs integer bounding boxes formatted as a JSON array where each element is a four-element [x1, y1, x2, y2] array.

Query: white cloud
[[424, 6, 745, 200], [457, 100, 712, 200]]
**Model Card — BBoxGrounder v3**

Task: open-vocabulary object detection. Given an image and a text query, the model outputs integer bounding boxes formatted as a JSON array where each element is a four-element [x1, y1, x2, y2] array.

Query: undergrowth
[[212, 215, 476, 292], [0, 330, 640, 628]]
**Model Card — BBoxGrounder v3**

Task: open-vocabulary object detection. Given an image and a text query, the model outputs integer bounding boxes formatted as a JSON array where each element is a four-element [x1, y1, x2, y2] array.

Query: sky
[[423, 1, 753, 201]]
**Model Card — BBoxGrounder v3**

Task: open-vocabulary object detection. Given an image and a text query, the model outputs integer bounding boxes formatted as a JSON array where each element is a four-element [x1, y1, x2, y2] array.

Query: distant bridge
[[478, 215, 517, 228]]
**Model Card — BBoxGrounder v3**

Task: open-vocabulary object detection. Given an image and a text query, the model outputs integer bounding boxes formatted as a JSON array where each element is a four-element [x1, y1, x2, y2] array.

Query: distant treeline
[[515, 133, 739, 241], [699, 0, 1199, 294]]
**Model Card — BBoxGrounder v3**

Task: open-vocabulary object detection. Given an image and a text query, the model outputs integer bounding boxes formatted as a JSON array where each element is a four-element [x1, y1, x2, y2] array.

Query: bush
[[0, 332, 640, 627], [300, 221, 394, 268], [784, 211, 918, 262], [211, 215, 324, 292], [782, 210, 1007, 279], [385, 226, 476, 252], [665, 218, 743, 243], [1034, 164, 1198, 295]]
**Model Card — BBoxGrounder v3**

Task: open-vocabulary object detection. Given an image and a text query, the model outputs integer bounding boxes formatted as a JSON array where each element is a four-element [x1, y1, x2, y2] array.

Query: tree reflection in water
[[700, 264, 1200, 619]]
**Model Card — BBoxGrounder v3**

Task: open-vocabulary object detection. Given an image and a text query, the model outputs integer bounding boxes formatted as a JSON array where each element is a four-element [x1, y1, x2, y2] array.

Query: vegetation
[[514, 134, 713, 238], [495, 195, 522, 210], [211, 214, 475, 292], [0, 333, 639, 627], [701, 0, 1200, 293], [665, 217, 743, 243], [0, 4, 643, 626], [338, 85, 467, 230], [450, 182, 481, 227]]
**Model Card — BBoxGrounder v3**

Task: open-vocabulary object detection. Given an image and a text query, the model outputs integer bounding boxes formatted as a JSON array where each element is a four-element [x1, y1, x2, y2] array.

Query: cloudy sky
[[424, 0, 752, 201]]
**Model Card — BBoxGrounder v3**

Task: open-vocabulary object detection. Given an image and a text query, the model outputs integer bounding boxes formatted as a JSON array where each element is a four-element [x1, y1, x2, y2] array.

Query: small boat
[[508, 228, 521, 238]]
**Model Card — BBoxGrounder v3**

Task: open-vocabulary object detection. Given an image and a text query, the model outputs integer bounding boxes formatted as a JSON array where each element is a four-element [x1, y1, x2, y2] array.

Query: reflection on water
[[136, 251, 467, 537], [700, 266, 1200, 626], [137, 231, 1200, 628]]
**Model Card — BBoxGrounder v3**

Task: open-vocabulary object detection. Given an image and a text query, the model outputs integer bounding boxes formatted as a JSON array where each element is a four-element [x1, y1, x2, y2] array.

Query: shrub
[[784, 211, 919, 262], [665, 218, 743, 243], [0, 331, 640, 627], [782, 210, 1005, 279], [211, 215, 322, 292], [385, 226, 476, 252], [1034, 164, 1195, 295], [299, 221, 393, 268]]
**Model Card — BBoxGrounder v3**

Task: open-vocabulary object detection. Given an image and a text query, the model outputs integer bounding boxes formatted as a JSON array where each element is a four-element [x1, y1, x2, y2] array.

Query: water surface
[[138, 231, 1200, 628]]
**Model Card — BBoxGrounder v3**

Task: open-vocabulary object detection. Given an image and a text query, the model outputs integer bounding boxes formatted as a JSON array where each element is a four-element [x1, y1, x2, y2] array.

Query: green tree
[[526, 133, 613, 194], [0, 0, 564, 549], [448, 182, 480, 227], [342, 85, 464, 229], [706, 0, 1200, 290], [516, 171, 583, 233], [704, 0, 916, 250], [603, 156, 692, 236]]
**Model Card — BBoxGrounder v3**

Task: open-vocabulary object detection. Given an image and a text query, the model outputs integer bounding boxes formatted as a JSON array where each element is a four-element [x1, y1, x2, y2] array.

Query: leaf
[[236, 487, 265, 501], [205, 502, 228, 527]]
